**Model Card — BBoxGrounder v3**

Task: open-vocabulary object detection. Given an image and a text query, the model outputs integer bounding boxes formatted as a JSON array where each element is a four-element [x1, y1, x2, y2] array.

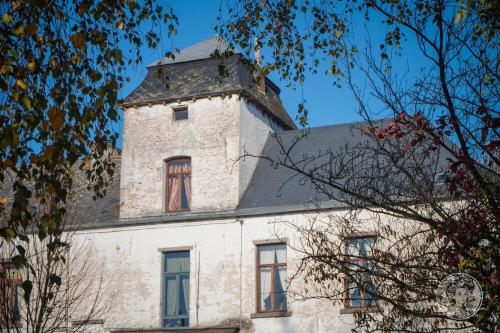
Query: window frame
[[172, 105, 188, 121], [255, 243, 287, 313], [343, 235, 378, 309], [165, 157, 191, 212], [161, 250, 190, 328], [0, 262, 22, 327]]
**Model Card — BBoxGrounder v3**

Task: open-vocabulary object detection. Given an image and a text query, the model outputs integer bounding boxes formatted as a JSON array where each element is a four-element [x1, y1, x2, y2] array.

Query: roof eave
[[120, 89, 296, 130]]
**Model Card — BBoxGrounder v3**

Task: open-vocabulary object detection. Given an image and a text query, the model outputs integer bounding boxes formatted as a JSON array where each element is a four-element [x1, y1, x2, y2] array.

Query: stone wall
[[120, 96, 241, 218], [120, 95, 281, 218], [238, 100, 282, 200]]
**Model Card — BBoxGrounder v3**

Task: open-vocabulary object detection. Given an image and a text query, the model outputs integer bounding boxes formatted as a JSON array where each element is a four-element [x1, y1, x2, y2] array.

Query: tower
[[119, 36, 295, 218]]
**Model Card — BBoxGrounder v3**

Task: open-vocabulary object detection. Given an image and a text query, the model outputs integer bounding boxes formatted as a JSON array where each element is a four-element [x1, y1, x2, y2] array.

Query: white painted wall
[[75, 211, 359, 333]]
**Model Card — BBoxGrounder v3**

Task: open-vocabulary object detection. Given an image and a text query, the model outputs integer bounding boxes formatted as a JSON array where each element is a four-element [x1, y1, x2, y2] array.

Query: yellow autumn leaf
[[2, 13, 12, 24], [28, 61, 36, 71], [0, 196, 7, 206], [82, 159, 91, 170], [118, 21, 124, 30], [454, 9, 466, 24], [16, 79, 27, 90]]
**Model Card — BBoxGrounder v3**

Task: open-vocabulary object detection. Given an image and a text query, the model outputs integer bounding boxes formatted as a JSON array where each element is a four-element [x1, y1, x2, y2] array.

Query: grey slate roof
[[1, 122, 456, 230], [237, 121, 455, 210], [0, 154, 121, 227], [123, 37, 296, 130], [68, 154, 121, 225], [148, 36, 232, 66]]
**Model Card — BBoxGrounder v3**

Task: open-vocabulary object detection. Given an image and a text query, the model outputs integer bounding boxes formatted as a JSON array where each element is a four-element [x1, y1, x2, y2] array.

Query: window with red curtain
[[166, 158, 191, 212]]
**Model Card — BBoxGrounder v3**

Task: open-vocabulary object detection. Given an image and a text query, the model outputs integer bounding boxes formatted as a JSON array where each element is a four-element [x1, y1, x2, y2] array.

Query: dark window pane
[[179, 274, 189, 315], [13, 286, 20, 321], [164, 318, 189, 328], [181, 177, 189, 209], [349, 285, 361, 307], [174, 110, 188, 120]]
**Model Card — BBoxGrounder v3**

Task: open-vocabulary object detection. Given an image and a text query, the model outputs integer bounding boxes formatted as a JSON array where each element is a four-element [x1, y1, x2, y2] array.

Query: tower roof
[[148, 36, 233, 67], [124, 36, 297, 129]]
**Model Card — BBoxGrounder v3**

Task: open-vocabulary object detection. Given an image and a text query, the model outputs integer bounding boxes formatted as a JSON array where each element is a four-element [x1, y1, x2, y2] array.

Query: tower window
[[172, 105, 188, 121], [166, 158, 191, 211]]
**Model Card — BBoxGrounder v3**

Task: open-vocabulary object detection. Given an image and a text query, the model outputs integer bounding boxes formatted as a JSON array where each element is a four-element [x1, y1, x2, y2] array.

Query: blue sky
[[117, 1, 418, 147]]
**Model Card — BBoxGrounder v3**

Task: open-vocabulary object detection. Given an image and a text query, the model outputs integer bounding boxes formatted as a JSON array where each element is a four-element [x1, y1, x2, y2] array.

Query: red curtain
[[167, 161, 191, 211]]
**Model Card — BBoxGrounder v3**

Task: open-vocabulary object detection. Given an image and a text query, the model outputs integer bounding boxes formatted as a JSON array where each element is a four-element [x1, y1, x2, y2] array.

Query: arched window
[[165, 158, 191, 212]]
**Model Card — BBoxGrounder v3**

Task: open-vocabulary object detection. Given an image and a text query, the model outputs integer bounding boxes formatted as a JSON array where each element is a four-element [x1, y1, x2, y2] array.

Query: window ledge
[[340, 306, 380, 315], [250, 311, 292, 319]]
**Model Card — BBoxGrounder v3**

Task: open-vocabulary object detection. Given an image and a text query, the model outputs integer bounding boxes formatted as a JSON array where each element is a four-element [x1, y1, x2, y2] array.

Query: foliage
[[0, 0, 176, 302], [0, 209, 114, 333], [218, 0, 499, 331]]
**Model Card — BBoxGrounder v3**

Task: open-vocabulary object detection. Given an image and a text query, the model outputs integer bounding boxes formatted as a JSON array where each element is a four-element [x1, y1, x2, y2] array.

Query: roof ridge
[[282, 118, 392, 133], [148, 35, 235, 67]]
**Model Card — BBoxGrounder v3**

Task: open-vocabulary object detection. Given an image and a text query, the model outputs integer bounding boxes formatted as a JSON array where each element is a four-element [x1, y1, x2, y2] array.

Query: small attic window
[[172, 105, 188, 121]]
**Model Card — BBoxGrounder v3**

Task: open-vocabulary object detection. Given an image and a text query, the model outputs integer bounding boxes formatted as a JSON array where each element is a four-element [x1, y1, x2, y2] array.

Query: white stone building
[[3, 36, 451, 333], [73, 36, 365, 333]]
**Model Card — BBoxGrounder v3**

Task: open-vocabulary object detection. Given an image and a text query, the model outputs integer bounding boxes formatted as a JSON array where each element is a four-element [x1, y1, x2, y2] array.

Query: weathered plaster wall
[[76, 210, 362, 333], [238, 100, 282, 199], [120, 96, 242, 218], [120, 96, 284, 218]]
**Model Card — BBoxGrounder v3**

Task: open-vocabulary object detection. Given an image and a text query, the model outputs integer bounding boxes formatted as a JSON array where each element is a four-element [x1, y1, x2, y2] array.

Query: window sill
[[250, 311, 292, 319], [340, 306, 380, 314]]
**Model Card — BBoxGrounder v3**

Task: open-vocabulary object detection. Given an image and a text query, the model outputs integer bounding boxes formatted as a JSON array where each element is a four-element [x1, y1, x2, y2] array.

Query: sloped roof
[[237, 120, 455, 210], [67, 154, 121, 225], [149, 36, 233, 66], [1, 122, 458, 230], [123, 37, 296, 130], [0, 154, 121, 227]]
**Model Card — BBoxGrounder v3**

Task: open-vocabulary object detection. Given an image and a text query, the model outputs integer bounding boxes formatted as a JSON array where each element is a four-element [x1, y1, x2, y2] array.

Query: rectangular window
[[256, 243, 287, 312], [345, 236, 377, 308], [166, 159, 191, 212], [173, 105, 188, 121], [0, 262, 21, 327], [162, 251, 190, 328]]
